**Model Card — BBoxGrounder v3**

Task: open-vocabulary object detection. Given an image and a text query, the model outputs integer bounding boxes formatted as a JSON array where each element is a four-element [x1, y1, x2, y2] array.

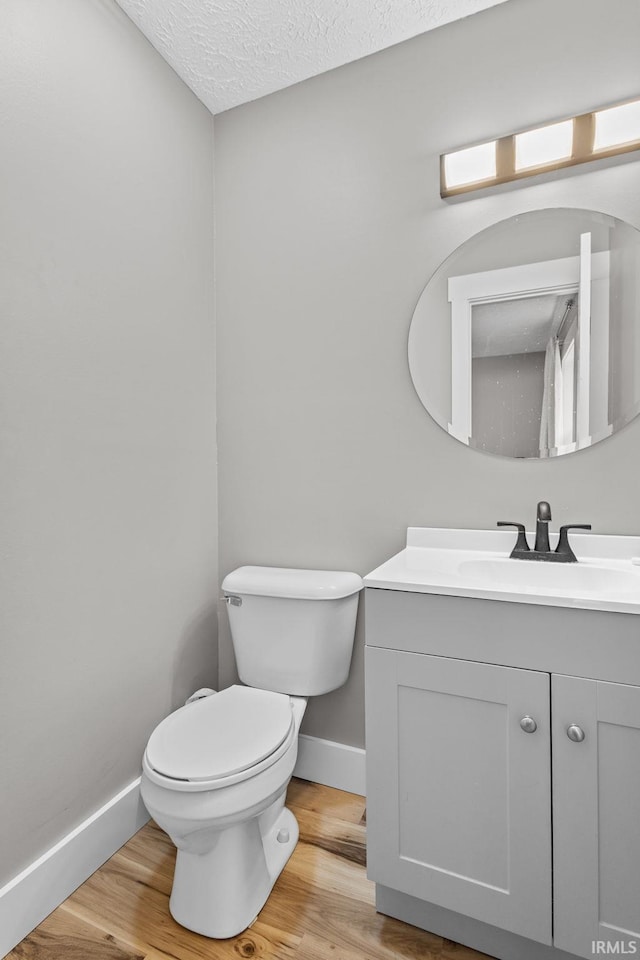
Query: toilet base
[[168, 804, 299, 939]]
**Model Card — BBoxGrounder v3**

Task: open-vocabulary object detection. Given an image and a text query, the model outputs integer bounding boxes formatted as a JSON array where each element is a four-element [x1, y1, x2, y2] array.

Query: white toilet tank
[[221, 566, 363, 696]]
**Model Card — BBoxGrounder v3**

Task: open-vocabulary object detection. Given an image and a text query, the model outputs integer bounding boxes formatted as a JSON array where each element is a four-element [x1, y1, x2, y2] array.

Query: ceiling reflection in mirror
[[408, 209, 640, 459]]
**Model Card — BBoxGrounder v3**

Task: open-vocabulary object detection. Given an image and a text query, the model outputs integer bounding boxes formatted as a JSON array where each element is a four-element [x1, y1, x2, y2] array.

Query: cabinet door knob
[[567, 724, 585, 742], [520, 716, 537, 733]]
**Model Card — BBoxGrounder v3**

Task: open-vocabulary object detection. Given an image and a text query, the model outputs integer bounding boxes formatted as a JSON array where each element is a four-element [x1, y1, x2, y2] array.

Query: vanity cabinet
[[552, 675, 640, 957], [366, 647, 552, 943], [365, 588, 640, 960]]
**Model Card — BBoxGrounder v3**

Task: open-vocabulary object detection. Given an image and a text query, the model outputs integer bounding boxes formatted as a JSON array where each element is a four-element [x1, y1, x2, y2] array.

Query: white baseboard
[[0, 777, 150, 958], [293, 734, 366, 797]]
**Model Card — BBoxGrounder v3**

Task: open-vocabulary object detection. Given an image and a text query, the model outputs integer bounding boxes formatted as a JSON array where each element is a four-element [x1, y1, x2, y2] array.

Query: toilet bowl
[[141, 565, 363, 939], [141, 686, 307, 939]]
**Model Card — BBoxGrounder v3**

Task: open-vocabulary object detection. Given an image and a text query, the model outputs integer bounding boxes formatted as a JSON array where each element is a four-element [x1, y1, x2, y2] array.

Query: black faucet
[[498, 502, 591, 563], [534, 500, 552, 552]]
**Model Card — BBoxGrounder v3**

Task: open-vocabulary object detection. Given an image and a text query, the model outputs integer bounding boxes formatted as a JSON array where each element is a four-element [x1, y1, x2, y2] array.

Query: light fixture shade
[[515, 120, 574, 170], [593, 100, 640, 151], [443, 141, 496, 189]]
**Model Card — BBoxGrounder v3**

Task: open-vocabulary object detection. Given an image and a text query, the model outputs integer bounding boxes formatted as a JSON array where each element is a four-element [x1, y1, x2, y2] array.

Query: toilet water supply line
[[185, 688, 217, 705], [183, 594, 239, 704]]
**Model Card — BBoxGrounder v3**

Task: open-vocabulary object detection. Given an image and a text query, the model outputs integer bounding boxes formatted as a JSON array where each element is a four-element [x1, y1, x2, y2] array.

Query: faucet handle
[[497, 522, 530, 555], [555, 524, 592, 562]]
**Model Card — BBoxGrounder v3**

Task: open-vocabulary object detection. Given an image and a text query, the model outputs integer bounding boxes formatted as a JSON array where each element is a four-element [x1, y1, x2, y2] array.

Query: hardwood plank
[[259, 870, 443, 960], [286, 834, 373, 905], [116, 821, 176, 882], [287, 778, 366, 825], [293, 804, 367, 868], [110, 845, 174, 896], [296, 930, 442, 960], [6, 907, 144, 960], [137, 922, 300, 960], [64, 852, 300, 960], [441, 940, 492, 960]]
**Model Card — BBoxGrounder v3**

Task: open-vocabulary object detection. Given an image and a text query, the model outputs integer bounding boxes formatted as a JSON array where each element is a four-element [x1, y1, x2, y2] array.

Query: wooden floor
[[10, 779, 491, 960]]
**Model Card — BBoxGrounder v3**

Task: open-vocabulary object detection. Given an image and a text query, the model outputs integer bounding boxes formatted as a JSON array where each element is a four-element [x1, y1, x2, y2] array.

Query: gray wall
[[215, 0, 640, 748], [609, 220, 640, 425], [0, 0, 217, 884]]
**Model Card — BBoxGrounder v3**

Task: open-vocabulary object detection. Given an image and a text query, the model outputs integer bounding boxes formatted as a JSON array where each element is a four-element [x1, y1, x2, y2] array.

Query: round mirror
[[409, 208, 640, 459]]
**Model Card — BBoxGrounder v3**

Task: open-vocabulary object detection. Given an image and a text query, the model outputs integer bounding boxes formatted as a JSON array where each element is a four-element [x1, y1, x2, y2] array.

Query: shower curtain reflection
[[539, 338, 558, 457], [539, 298, 579, 457]]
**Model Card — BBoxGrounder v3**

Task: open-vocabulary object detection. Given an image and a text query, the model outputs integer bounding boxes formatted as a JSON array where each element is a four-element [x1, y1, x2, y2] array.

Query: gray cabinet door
[[365, 647, 552, 944], [553, 675, 640, 958]]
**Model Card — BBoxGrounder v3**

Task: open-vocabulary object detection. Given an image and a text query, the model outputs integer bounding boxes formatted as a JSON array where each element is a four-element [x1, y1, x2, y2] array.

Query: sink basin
[[459, 557, 640, 600], [363, 527, 640, 614]]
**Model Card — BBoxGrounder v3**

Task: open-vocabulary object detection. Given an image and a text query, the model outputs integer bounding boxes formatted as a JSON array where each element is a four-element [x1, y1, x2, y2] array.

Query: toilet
[[140, 565, 363, 939]]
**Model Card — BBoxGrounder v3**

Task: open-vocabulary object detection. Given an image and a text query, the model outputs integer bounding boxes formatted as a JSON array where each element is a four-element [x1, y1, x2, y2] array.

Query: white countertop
[[363, 527, 640, 615]]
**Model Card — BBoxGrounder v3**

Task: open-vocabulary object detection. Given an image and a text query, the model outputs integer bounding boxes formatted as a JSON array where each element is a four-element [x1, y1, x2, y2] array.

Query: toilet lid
[[145, 686, 294, 782]]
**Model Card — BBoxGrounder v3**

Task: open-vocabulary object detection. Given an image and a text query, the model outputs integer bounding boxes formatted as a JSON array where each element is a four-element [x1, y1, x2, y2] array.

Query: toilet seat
[[145, 685, 294, 787]]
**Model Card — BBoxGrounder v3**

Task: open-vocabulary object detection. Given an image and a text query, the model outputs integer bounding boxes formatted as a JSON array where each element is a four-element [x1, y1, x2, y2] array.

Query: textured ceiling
[[114, 0, 512, 115]]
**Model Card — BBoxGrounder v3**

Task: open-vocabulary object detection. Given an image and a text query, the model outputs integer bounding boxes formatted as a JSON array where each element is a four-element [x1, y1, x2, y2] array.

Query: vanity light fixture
[[440, 95, 640, 198]]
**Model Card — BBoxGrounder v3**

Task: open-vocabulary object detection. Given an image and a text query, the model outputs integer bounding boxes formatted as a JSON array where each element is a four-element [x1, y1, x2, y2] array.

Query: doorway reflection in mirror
[[409, 209, 640, 460]]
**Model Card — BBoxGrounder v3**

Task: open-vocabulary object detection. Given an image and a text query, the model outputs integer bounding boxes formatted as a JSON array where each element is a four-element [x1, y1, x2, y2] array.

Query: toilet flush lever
[[224, 595, 242, 607]]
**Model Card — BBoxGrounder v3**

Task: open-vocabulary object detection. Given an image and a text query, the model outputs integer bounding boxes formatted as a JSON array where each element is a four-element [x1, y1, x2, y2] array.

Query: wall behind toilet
[[214, 0, 640, 748], [0, 0, 217, 885]]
